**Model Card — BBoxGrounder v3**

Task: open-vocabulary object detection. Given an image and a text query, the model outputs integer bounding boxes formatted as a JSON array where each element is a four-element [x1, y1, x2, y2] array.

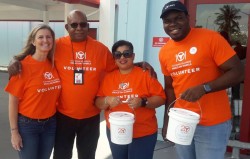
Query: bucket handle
[[167, 97, 202, 118], [108, 105, 136, 120]]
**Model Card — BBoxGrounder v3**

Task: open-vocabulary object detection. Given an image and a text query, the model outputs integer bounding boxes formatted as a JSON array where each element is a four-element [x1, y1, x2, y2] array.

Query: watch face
[[204, 84, 212, 93]]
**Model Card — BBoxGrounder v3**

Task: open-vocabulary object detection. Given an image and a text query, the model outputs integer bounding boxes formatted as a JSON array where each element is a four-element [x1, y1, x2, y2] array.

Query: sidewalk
[[93, 117, 179, 159], [48, 113, 179, 159]]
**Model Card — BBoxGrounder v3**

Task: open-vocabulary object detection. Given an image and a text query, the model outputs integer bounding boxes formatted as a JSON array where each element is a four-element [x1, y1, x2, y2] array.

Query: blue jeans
[[18, 114, 56, 159], [175, 120, 232, 159], [107, 127, 157, 159]]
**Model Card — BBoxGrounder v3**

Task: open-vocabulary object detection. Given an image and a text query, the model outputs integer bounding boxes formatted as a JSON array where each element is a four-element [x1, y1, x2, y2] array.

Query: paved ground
[[0, 71, 17, 159], [1, 71, 249, 159]]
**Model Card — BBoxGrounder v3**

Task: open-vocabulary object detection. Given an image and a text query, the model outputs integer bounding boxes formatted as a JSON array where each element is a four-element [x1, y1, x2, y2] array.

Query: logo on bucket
[[180, 125, 190, 134], [175, 123, 194, 142], [118, 128, 126, 134]]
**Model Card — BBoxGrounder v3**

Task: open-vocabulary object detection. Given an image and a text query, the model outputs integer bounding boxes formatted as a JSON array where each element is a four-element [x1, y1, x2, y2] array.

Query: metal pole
[[206, 16, 211, 28]]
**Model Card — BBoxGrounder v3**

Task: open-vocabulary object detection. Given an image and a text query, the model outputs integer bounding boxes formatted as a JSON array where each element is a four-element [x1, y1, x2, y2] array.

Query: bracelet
[[10, 128, 18, 132]]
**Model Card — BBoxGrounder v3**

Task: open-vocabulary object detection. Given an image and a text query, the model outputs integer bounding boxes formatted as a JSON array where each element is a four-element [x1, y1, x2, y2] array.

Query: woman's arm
[[95, 96, 109, 110], [95, 96, 122, 110], [9, 94, 23, 151]]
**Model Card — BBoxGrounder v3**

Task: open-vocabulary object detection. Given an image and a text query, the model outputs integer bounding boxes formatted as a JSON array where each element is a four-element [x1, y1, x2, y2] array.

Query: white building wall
[[0, 21, 65, 66], [143, 1, 171, 136], [0, 22, 30, 66], [99, 0, 116, 49], [115, 0, 148, 62]]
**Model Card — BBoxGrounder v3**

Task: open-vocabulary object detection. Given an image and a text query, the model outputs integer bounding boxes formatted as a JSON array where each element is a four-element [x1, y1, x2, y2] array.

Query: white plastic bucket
[[167, 108, 200, 145], [109, 111, 135, 145]]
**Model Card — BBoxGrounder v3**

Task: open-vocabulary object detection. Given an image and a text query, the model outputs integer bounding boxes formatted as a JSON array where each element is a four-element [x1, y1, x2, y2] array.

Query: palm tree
[[214, 5, 241, 35]]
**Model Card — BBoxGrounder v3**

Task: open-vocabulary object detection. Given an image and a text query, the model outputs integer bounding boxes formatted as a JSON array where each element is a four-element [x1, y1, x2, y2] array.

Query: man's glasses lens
[[70, 22, 88, 28], [113, 51, 133, 59]]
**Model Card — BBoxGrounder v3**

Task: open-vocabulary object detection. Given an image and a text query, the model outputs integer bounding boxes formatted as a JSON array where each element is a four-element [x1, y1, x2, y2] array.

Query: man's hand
[[180, 85, 206, 102], [8, 59, 22, 78], [162, 123, 167, 141], [135, 61, 157, 79]]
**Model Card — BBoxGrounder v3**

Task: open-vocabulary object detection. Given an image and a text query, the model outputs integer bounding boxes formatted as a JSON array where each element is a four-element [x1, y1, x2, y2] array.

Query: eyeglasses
[[70, 22, 88, 29], [113, 50, 133, 59]]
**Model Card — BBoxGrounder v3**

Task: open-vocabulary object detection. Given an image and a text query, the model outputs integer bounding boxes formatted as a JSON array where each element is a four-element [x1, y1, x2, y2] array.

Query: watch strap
[[141, 97, 148, 107]]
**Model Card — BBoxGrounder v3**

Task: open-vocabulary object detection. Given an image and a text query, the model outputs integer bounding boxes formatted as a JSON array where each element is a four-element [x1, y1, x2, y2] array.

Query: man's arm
[[180, 55, 245, 102], [162, 75, 176, 140], [208, 55, 244, 91]]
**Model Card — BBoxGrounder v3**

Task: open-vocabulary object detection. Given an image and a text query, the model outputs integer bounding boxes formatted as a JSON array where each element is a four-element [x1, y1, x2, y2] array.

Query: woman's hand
[[106, 96, 122, 109], [127, 97, 141, 109], [11, 130, 23, 151]]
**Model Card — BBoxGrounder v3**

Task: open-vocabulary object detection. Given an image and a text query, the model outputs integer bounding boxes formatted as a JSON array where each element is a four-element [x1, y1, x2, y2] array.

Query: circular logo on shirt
[[76, 51, 86, 60], [189, 47, 197, 55], [44, 72, 54, 80]]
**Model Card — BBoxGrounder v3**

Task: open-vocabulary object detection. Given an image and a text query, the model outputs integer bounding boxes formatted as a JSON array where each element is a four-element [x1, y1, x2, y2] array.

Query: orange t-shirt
[[5, 55, 61, 119], [55, 36, 116, 119], [97, 66, 166, 138], [159, 28, 235, 126]]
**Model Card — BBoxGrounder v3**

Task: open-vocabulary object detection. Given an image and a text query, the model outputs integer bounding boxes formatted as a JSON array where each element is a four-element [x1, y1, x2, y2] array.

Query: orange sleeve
[[158, 28, 233, 126], [210, 32, 236, 66], [5, 62, 29, 98]]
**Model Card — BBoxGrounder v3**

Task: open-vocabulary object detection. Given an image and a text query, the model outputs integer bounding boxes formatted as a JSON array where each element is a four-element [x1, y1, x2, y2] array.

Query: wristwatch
[[141, 97, 148, 107], [203, 84, 212, 94]]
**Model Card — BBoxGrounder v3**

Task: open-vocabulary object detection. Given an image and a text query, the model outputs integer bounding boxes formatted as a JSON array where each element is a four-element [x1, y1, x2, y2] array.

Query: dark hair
[[111, 40, 134, 53]]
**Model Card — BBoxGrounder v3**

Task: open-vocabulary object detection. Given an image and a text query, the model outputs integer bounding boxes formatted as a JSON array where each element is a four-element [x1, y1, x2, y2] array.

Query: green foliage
[[214, 5, 247, 45], [214, 5, 241, 34], [231, 32, 248, 45]]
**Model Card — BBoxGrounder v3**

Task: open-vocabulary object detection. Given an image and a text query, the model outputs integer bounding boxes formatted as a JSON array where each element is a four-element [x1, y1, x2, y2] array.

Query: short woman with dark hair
[[95, 40, 166, 159]]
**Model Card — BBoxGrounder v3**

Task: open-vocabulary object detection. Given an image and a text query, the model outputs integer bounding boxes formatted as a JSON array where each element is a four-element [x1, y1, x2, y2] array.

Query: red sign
[[152, 37, 169, 47]]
